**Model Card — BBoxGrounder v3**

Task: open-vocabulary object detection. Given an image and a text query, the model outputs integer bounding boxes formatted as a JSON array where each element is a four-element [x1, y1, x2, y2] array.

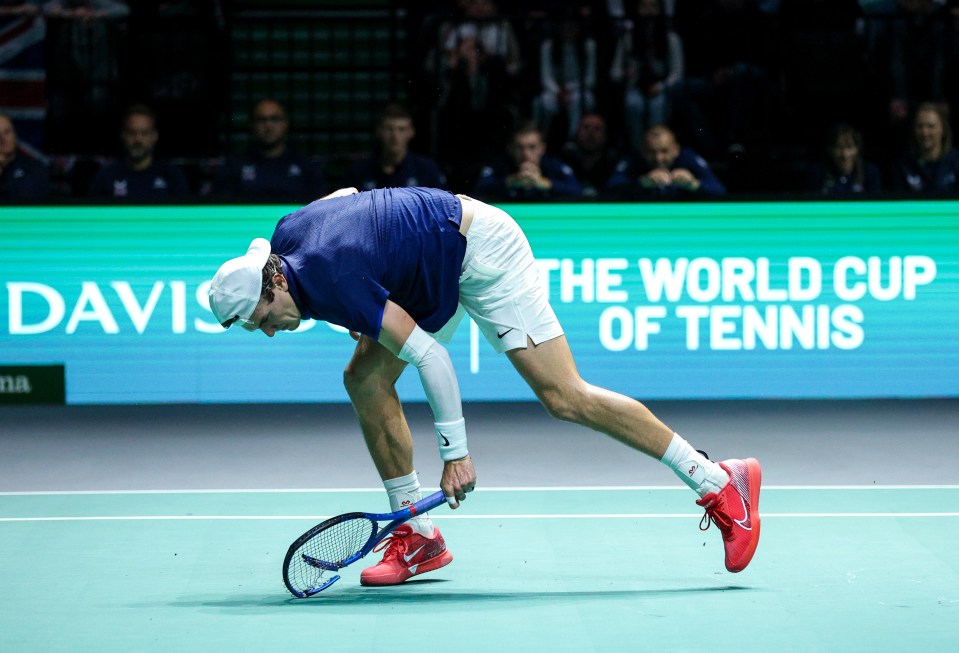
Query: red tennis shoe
[[360, 525, 453, 586], [696, 458, 762, 573]]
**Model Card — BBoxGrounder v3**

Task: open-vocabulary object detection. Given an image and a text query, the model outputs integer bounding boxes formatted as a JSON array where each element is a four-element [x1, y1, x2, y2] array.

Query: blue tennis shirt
[[271, 187, 465, 338]]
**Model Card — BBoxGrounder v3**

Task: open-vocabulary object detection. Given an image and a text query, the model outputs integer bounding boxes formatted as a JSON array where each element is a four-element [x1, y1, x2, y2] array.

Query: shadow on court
[[165, 584, 756, 611]]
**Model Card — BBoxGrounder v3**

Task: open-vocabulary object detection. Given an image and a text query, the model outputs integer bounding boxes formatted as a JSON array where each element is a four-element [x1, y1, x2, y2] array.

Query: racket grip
[[410, 490, 448, 517]]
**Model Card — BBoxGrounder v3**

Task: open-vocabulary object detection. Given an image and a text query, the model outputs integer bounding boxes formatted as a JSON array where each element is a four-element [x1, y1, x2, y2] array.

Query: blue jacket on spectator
[[607, 148, 726, 197], [88, 161, 191, 199], [0, 155, 50, 200], [806, 162, 882, 195], [347, 151, 446, 191], [216, 149, 326, 200], [474, 155, 582, 199], [890, 148, 959, 193]]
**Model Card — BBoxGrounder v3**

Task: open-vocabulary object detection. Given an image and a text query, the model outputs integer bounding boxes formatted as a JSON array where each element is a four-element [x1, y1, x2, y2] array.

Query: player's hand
[[441, 456, 476, 509]]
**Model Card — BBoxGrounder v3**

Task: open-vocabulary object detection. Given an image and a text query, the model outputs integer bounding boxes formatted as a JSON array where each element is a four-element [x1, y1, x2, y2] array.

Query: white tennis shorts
[[431, 197, 564, 353]]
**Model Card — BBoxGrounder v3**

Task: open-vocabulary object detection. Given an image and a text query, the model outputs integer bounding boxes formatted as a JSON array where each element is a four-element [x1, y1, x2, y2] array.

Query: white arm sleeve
[[397, 325, 468, 461]]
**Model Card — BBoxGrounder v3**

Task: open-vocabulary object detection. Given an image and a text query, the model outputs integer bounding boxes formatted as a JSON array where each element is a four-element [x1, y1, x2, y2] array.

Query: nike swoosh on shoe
[[732, 494, 751, 530], [403, 545, 426, 564]]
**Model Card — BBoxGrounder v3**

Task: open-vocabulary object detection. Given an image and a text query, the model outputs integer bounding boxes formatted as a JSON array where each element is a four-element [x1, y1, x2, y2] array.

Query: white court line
[[1, 485, 958, 496], [2, 512, 958, 523]]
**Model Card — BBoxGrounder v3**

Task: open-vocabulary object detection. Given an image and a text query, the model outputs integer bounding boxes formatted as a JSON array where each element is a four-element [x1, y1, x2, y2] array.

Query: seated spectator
[[88, 104, 190, 199], [0, 2, 46, 157], [0, 111, 50, 200], [532, 7, 598, 145], [346, 103, 446, 190], [671, 0, 773, 158], [431, 0, 524, 190], [607, 124, 725, 197], [43, 0, 130, 155], [805, 124, 882, 195], [214, 98, 325, 200], [610, 0, 685, 154], [561, 113, 619, 197], [474, 122, 583, 199], [890, 102, 959, 193]]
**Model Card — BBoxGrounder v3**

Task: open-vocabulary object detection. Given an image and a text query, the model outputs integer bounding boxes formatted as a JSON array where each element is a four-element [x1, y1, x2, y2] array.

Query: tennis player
[[209, 186, 762, 585]]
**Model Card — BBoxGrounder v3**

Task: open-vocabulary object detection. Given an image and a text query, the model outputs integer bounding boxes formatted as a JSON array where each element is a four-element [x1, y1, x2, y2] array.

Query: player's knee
[[538, 386, 587, 423], [342, 361, 372, 398], [343, 357, 401, 399]]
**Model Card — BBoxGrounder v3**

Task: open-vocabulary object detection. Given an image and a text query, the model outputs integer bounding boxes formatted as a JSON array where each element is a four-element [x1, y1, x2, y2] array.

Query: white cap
[[209, 238, 271, 328]]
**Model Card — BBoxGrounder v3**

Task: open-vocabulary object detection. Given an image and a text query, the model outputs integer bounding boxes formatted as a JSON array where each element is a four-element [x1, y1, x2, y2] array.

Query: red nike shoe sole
[[360, 549, 454, 586]]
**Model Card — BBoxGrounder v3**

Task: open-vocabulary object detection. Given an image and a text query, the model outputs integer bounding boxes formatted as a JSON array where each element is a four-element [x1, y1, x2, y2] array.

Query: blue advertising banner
[[1, 201, 957, 403]]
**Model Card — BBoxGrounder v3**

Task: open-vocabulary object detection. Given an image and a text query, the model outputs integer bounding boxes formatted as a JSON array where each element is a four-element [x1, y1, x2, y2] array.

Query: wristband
[[435, 417, 468, 462]]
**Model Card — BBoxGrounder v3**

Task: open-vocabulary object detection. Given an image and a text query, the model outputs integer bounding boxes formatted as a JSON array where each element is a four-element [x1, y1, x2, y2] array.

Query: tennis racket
[[283, 490, 448, 598]]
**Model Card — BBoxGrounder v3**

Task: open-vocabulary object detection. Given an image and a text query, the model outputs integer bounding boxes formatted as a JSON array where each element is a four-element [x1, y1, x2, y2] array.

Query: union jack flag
[[0, 8, 46, 158]]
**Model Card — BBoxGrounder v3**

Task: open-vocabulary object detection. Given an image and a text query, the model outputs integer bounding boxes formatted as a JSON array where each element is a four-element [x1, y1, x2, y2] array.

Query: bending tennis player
[[209, 186, 762, 585]]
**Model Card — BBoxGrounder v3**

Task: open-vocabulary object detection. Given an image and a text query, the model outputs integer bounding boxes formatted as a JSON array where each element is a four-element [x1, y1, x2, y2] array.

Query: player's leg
[[343, 334, 413, 481], [505, 334, 674, 458], [506, 334, 761, 572], [458, 197, 760, 572], [342, 335, 452, 585], [505, 336, 727, 492]]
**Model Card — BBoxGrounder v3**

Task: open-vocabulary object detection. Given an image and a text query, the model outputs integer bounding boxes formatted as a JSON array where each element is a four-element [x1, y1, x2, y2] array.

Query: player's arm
[[378, 300, 476, 508]]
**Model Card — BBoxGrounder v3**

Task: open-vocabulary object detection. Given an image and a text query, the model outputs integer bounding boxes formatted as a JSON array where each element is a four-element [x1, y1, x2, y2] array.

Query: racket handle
[[410, 490, 448, 517]]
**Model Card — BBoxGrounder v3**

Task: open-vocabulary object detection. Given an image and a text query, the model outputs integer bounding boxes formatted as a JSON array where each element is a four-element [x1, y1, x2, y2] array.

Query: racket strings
[[286, 517, 375, 593]]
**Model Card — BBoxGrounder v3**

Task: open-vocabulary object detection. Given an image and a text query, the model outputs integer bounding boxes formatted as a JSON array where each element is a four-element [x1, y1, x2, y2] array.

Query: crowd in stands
[[3, 0, 959, 202]]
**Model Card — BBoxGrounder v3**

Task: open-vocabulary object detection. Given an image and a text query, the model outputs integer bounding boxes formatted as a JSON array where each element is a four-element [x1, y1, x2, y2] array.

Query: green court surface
[[1, 487, 957, 652]]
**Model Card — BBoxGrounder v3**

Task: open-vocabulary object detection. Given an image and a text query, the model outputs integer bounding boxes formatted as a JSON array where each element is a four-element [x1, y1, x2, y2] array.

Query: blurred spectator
[[123, 1, 228, 157], [671, 0, 775, 158], [531, 6, 597, 146], [0, 2, 47, 156], [474, 121, 583, 199], [214, 99, 326, 201], [431, 0, 523, 190], [944, 1, 959, 125], [88, 103, 190, 199], [0, 111, 50, 199], [43, 0, 129, 155], [561, 113, 619, 196], [886, 1, 947, 125], [608, 124, 726, 197], [805, 124, 882, 194], [889, 102, 959, 192], [346, 103, 446, 191], [0, 1, 39, 17], [779, 0, 872, 152], [610, 0, 684, 153], [436, 0, 522, 81]]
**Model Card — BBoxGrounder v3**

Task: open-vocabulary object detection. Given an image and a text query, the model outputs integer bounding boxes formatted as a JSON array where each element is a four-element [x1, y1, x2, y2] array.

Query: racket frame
[[283, 490, 447, 598]]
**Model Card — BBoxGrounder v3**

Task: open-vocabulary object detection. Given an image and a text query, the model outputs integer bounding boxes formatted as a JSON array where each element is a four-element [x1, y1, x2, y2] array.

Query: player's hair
[[260, 254, 284, 304]]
